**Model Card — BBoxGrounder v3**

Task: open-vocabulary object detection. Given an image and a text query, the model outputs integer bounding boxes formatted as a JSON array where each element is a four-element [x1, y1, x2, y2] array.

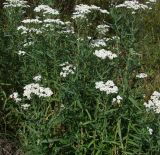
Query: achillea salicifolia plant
[[144, 91, 160, 113], [115, 0, 149, 10], [34, 5, 59, 16], [94, 49, 117, 60], [60, 62, 76, 78], [96, 24, 110, 35], [95, 81, 118, 94], [136, 73, 148, 79], [3, 0, 160, 154], [3, 0, 29, 8], [91, 39, 107, 48], [72, 4, 109, 19]]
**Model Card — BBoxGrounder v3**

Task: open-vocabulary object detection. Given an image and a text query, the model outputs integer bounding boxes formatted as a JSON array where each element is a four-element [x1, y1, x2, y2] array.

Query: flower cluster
[[22, 18, 42, 24], [60, 62, 76, 78], [10, 92, 21, 102], [115, 0, 148, 10], [23, 41, 34, 47], [146, 0, 157, 4], [96, 24, 110, 35], [34, 5, 59, 16], [147, 127, 153, 135], [112, 95, 123, 104], [33, 75, 42, 82], [3, 0, 29, 8], [17, 25, 42, 35], [23, 83, 53, 100], [43, 19, 65, 25], [95, 81, 118, 94], [94, 49, 117, 60], [18, 50, 26, 55], [21, 104, 30, 110], [136, 73, 148, 79], [91, 39, 107, 48], [72, 4, 109, 19], [144, 91, 160, 113]]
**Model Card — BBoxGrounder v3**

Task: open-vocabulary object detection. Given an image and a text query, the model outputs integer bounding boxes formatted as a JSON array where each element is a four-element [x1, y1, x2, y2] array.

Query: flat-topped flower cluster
[[34, 5, 59, 16], [115, 0, 149, 10], [95, 81, 118, 94], [3, 0, 29, 8], [94, 49, 117, 60], [72, 4, 109, 19], [144, 91, 160, 113], [60, 62, 76, 78]]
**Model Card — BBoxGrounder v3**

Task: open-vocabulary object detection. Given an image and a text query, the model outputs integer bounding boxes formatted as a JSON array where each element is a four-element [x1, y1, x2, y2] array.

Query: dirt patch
[[0, 139, 23, 155]]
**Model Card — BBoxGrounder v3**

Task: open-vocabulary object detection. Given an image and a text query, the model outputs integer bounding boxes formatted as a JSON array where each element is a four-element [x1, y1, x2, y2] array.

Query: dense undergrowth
[[0, 0, 160, 154]]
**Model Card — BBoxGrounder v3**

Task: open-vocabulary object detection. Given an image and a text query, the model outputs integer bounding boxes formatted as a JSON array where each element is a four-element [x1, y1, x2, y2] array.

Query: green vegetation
[[0, 0, 160, 154]]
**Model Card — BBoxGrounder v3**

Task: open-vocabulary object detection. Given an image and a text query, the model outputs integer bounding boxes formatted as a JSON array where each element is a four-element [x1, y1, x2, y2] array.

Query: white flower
[[34, 5, 59, 16], [22, 19, 42, 24], [23, 83, 53, 99], [3, 0, 29, 8], [97, 24, 110, 34], [43, 19, 65, 25], [94, 49, 117, 60], [17, 50, 26, 55], [60, 62, 76, 78], [72, 4, 109, 19], [33, 75, 42, 82], [91, 39, 107, 48], [112, 95, 123, 104], [147, 127, 153, 135], [146, 0, 156, 3], [10, 92, 21, 102], [17, 25, 42, 34], [136, 73, 148, 78], [23, 41, 34, 47], [115, 0, 148, 10], [17, 25, 28, 34], [21, 104, 30, 110], [144, 91, 160, 113], [95, 80, 118, 94]]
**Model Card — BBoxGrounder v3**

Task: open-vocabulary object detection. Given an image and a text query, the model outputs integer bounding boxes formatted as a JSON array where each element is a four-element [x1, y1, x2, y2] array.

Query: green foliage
[[0, 1, 160, 155]]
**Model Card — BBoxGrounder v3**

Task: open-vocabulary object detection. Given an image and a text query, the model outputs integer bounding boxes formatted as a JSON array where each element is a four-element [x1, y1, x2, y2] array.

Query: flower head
[[94, 49, 117, 60], [95, 80, 118, 94]]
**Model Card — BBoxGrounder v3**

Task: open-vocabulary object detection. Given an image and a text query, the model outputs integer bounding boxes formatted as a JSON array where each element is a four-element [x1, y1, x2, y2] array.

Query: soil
[[0, 139, 23, 155]]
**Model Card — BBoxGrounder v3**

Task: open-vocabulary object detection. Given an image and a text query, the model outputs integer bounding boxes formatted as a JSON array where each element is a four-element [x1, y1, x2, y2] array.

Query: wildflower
[[94, 49, 117, 60], [144, 91, 160, 113], [23, 83, 53, 99], [10, 92, 21, 102], [43, 19, 65, 25], [60, 62, 76, 78], [112, 95, 123, 104], [61, 104, 65, 108], [17, 50, 26, 55], [95, 80, 118, 94], [34, 5, 59, 16], [22, 19, 42, 24], [3, 0, 29, 8], [72, 4, 109, 19], [147, 127, 153, 135], [28, 28, 42, 34], [146, 0, 156, 3], [115, 0, 148, 10], [96, 24, 110, 34], [23, 41, 34, 47], [91, 39, 107, 48], [17, 25, 28, 34], [136, 73, 148, 78], [21, 104, 30, 110], [33, 75, 42, 82]]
